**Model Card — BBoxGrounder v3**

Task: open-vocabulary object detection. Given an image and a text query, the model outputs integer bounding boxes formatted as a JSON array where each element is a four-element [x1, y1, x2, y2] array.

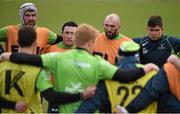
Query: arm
[[36, 69, 96, 105], [167, 55, 180, 70], [0, 52, 43, 66], [51, 35, 63, 45], [76, 81, 109, 113], [112, 63, 159, 83], [168, 36, 180, 54], [0, 26, 8, 42], [132, 37, 142, 44], [0, 97, 27, 113], [125, 68, 169, 112], [0, 97, 16, 109], [41, 88, 82, 104], [47, 29, 62, 45], [10, 53, 42, 66]]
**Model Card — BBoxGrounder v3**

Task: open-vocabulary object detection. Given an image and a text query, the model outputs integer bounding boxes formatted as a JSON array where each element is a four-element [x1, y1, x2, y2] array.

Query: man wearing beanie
[[0, 2, 61, 54], [76, 41, 157, 113]]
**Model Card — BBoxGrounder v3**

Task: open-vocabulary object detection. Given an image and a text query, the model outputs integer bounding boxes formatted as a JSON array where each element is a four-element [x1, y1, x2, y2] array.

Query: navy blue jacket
[[126, 67, 180, 113], [133, 35, 180, 68]]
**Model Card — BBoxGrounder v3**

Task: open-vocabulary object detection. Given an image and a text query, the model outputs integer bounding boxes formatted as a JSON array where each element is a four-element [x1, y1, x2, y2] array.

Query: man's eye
[[149, 29, 160, 31]]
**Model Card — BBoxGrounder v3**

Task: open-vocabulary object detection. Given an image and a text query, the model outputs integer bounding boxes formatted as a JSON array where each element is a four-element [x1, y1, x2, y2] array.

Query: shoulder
[[0, 25, 18, 31], [166, 36, 180, 43], [36, 26, 49, 31], [133, 36, 148, 44]]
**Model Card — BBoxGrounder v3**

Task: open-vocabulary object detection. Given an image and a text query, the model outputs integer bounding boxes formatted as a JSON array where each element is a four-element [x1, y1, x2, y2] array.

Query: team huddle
[[0, 2, 180, 113]]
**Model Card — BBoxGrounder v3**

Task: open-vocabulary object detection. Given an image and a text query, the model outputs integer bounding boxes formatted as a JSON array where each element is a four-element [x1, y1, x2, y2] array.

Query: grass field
[[1, 0, 180, 38], [0, 0, 180, 112]]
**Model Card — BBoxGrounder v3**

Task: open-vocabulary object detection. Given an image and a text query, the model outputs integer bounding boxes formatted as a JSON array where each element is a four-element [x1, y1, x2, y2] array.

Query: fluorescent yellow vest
[[0, 61, 42, 113], [105, 67, 157, 113]]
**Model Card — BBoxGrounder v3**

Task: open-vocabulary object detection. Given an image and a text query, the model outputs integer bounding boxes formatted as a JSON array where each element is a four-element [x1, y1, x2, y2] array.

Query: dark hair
[[18, 25, 36, 47], [147, 16, 163, 27], [61, 21, 78, 33]]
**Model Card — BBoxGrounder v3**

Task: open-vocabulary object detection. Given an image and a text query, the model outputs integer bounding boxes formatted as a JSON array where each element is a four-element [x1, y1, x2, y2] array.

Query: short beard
[[105, 32, 118, 39]]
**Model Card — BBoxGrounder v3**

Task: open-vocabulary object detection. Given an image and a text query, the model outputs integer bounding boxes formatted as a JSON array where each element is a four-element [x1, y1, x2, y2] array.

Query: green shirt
[[0, 25, 57, 44], [36, 69, 53, 92], [41, 48, 118, 113]]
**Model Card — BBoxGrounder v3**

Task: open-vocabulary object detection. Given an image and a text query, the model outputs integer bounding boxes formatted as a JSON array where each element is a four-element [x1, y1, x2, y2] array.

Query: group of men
[[0, 2, 180, 113]]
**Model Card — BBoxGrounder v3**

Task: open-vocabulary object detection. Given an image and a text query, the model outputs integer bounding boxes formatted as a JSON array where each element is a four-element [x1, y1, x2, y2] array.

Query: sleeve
[[36, 69, 53, 92], [47, 30, 58, 44], [125, 89, 154, 112], [51, 35, 63, 45], [76, 81, 109, 113], [41, 52, 59, 71], [0, 26, 8, 42], [41, 88, 81, 105], [125, 68, 169, 112], [112, 68, 145, 83], [168, 37, 180, 53], [10, 53, 42, 67], [36, 69, 82, 104], [145, 68, 169, 98], [132, 38, 142, 44], [0, 97, 16, 109], [97, 57, 118, 79]]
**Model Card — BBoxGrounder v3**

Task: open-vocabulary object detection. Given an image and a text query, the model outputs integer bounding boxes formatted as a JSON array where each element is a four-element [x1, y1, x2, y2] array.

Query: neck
[[19, 47, 34, 54], [76, 45, 91, 54]]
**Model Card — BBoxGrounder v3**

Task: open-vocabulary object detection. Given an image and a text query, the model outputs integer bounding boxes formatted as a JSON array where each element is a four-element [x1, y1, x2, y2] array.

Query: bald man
[[93, 13, 132, 64]]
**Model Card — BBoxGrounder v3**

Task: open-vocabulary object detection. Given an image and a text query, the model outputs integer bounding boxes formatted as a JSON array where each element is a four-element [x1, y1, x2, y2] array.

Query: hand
[[115, 105, 129, 114], [167, 55, 180, 70], [0, 52, 11, 61], [15, 101, 28, 113], [82, 85, 96, 100], [143, 63, 159, 74]]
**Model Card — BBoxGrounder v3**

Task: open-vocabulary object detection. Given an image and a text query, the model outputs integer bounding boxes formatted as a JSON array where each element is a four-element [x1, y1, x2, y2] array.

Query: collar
[[75, 47, 89, 52], [58, 42, 73, 49]]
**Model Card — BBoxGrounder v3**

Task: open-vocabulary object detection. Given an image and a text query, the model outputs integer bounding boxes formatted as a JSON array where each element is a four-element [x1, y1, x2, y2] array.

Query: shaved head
[[103, 13, 121, 39], [104, 13, 120, 26]]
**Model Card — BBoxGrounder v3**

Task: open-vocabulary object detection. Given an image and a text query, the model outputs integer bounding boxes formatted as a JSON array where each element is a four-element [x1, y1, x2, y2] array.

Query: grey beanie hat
[[19, 3, 37, 25]]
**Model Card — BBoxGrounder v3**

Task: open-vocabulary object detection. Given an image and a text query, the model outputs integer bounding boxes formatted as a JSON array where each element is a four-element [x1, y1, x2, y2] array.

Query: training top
[[133, 35, 180, 68], [0, 25, 57, 54], [0, 61, 41, 113], [41, 48, 118, 113], [43, 42, 72, 53], [94, 33, 132, 64]]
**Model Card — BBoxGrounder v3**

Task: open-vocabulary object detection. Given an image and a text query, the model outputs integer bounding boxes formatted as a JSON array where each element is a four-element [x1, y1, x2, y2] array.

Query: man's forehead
[[64, 26, 77, 31], [24, 10, 36, 14], [104, 19, 119, 26]]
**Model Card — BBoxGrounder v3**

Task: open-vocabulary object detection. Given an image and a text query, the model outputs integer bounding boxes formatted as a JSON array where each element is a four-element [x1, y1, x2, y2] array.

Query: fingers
[[167, 55, 179, 63], [82, 85, 97, 99], [167, 55, 180, 70], [143, 63, 159, 74], [0, 52, 11, 61], [15, 101, 28, 113], [115, 105, 129, 114]]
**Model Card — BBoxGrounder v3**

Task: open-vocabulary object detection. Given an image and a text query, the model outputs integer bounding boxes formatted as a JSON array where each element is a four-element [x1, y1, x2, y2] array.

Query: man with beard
[[93, 13, 132, 64], [0, 2, 62, 54]]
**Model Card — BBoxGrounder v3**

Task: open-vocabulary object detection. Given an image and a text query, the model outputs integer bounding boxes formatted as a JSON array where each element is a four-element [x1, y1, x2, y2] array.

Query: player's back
[[0, 61, 42, 113]]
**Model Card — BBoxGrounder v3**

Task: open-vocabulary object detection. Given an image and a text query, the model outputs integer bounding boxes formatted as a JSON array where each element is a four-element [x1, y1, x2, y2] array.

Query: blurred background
[[1, 0, 180, 38], [0, 0, 179, 112]]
